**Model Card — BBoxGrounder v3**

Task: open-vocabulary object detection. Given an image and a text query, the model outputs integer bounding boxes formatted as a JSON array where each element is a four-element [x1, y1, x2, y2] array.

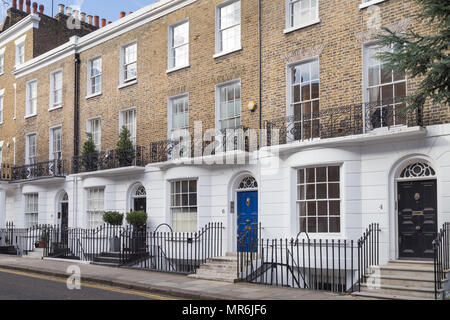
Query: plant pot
[[109, 236, 121, 252], [37, 241, 46, 249]]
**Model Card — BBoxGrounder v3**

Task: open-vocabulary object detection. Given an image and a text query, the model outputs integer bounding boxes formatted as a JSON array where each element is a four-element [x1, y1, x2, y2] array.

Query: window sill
[[166, 64, 190, 74], [25, 114, 37, 119], [213, 47, 243, 59], [86, 92, 102, 100], [359, 0, 388, 9], [49, 105, 63, 112], [283, 19, 321, 34], [0, 72, 3, 76], [118, 79, 138, 89]]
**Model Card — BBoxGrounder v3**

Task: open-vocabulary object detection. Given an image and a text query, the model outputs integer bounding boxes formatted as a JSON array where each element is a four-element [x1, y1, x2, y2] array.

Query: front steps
[[91, 252, 122, 267], [25, 248, 44, 259], [353, 260, 445, 300], [0, 246, 17, 255], [188, 252, 240, 283]]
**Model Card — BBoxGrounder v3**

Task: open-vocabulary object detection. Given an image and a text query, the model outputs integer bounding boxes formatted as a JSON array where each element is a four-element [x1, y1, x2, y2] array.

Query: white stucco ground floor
[[1, 123, 449, 265]]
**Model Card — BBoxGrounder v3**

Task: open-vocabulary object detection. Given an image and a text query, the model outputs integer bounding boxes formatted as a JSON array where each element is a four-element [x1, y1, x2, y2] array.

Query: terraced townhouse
[[0, 0, 449, 299]]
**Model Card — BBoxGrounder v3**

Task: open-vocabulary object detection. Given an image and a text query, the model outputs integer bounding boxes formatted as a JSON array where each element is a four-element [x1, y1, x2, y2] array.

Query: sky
[[2, 0, 158, 22]]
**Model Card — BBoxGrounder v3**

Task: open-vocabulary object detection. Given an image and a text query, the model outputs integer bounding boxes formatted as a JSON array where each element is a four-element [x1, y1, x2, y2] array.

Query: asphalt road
[[0, 268, 176, 300]]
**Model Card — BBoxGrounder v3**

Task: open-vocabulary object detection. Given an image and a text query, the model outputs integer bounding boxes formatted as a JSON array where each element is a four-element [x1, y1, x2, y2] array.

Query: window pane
[[328, 183, 340, 199]]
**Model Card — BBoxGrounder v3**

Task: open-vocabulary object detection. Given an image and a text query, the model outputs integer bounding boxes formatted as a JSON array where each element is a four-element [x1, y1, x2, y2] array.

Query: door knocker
[[246, 198, 251, 207], [414, 193, 421, 201]]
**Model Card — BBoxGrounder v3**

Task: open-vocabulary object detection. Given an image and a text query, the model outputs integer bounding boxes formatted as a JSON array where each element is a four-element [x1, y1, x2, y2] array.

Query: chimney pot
[[58, 4, 64, 14], [32, 2, 37, 13], [19, 0, 24, 11], [73, 9, 79, 19], [26, 0, 31, 13], [129, 12, 133, 15], [94, 15, 99, 28], [108, 21, 112, 25], [39, 4, 44, 14], [101, 18, 106, 27], [80, 12, 86, 22], [87, 15, 93, 25], [120, 11, 126, 18], [12, 0, 17, 9], [66, 6, 72, 16]]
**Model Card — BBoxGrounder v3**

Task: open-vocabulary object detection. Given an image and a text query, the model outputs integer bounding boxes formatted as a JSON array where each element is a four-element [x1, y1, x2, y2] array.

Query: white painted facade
[[1, 123, 449, 264]]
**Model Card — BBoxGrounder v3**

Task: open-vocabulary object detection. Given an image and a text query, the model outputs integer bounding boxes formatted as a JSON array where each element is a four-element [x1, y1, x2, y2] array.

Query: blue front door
[[237, 191, 258, 252]]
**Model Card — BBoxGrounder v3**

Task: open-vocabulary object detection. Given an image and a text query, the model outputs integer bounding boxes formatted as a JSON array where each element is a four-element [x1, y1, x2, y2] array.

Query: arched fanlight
[[238, 176, 258, 190], [400, 162, 436, 179], [62, 193, 69, 201], [134, 185, 147, 197]]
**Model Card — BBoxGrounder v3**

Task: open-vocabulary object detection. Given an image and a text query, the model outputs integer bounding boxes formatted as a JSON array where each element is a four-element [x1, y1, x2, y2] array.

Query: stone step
[[388, 260, 434, 269], [188, 271, 239, 283], [92, 255, 122, 264], [226, 252, 237, 257], [364, 274, 436, 289], [352, 291, 434, 300], [360, 283, 436, 299], [207, 256, 238, 263], [99, 252, 121, 258], [372, 265, 435, 280], [200, 263, 236, 272], [90, 261, 121, 267]]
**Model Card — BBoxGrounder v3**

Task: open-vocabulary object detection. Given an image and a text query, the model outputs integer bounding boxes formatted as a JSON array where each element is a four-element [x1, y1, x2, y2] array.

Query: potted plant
[[126, 210, 148, 253], [117, 126, 135, 167], [81, 133, 99, 172], [103, 211, 124, 252], [35, 227, 48, 249]]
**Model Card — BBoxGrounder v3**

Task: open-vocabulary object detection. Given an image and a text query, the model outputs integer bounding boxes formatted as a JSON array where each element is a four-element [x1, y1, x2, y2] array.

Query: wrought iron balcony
[[264, 100, 421, 147], [72, 146, 147, 174], [9, 159, 65, 182]]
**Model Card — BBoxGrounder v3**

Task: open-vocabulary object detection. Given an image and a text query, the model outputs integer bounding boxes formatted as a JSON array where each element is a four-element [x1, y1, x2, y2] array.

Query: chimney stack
[[101, 18, 106, 28], [58, 4, 64, 14], [12, 0, 17, 9], [120, 11, 126, 18], [19, 0, 23, 11], [80, 12, 86, 23], [94, 15, 99, 28], [32, 2, 37, 13], [26, 0, 31, 13], [66, 6, 72, 16], [87, 15, 93, 25], [39, 4, 44, 14]]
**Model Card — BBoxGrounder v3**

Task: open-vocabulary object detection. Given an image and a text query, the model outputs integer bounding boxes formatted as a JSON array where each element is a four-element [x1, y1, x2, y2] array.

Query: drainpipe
[[258, 0, 262, 146], [74, 53, 80, 162]]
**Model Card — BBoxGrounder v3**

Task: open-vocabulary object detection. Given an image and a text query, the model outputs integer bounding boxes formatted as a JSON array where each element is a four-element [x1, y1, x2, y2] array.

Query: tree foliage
[[375, 0, 449, 111]]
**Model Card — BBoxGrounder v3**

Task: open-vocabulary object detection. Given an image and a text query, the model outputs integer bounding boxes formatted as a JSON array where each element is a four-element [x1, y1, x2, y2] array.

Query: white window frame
[[49, 126, 62, 161], [215, 79, 242, 131], [168, 20, 190, 72], [287, 57, 320, 142], [87, 117, 102, 152], [0, 88, 4, 124], [170, 179, 198, 233], [119, 108, 137, 146], [25, 133, 37, 165], [87, 56, 102, 98], [0, 47, 5, 75], [25, 80, 38, 118], [168, 93, 189, 139], [215, 0, 241, 57], [284, 0, 320, 34], [297, 165, 341, 234], [24, 193, 39, 228], [0, 142, 3, 165], [120, 41, 137, 86], [49, 69, 63, 110], [359, 0, 388, 10], [15, 35, 26, 67], [86, 188, 105, 229], [363, 42, 408, 130]]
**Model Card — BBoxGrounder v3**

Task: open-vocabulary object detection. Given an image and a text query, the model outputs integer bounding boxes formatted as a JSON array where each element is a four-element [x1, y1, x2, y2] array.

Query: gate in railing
[[237, 223, 380, 294]]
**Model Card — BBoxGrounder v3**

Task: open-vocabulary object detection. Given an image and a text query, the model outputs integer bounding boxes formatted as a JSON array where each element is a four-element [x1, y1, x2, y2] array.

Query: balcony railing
[[72, 146, 147, 174], [264, 100, 421, 147], [9, 159, 65, 182]]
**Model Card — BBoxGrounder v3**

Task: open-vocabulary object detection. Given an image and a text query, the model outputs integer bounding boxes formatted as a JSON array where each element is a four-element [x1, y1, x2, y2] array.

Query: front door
[[237, 191, 258, 252], [61, 202, 69, 244], [398, 180, 437, 259], [134, 198, 146, 212]]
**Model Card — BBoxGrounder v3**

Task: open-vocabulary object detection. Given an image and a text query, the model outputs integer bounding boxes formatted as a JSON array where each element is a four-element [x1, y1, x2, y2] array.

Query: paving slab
[[0, 255, 361, 300]]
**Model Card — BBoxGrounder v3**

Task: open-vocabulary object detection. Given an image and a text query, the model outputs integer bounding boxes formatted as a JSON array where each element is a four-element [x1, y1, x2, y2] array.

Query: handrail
[[433, 222, 449, 300]]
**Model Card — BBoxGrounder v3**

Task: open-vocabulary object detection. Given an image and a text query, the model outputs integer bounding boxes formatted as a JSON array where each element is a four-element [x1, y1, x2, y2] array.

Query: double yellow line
[[0, 267, 177, 300]]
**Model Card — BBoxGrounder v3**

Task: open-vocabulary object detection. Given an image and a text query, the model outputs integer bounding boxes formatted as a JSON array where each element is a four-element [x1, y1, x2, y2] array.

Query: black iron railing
[[72, 146, 146, 174], [264, 100, 421, 147], [237, 223, 380, 294], [0, 223, 50, 255], [433, 222, 450, 300], [9, 159, 65, 181]]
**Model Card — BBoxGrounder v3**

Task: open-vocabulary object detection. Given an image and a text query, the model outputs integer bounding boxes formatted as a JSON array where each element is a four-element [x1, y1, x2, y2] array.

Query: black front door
[[398, 180, 437, 259], [134, 198, 146, 212], [61, 203, 69, 244]]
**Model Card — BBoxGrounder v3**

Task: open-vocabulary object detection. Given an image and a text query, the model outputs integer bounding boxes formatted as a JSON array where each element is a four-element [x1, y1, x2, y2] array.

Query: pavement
[[0, 255, 359, 300]]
